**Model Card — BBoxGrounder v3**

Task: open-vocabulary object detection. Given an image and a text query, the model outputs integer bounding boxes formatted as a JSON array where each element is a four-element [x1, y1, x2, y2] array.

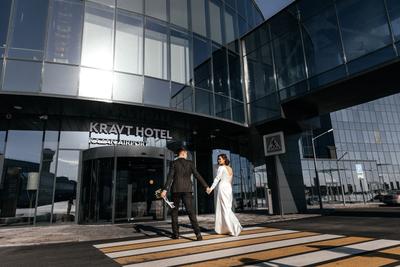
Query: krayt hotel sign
[[89, 122, 173, 146]]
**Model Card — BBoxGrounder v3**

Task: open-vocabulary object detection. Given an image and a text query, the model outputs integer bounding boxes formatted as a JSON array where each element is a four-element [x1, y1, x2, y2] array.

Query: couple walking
[[161, 147, 242, 240]]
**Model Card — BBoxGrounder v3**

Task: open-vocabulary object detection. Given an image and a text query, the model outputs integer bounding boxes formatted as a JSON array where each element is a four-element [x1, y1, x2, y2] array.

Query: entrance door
[[79, 146, 173, 224]]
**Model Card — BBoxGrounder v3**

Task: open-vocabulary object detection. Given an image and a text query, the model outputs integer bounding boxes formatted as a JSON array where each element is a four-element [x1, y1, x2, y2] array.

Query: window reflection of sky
[[5, 130, 42, 163]]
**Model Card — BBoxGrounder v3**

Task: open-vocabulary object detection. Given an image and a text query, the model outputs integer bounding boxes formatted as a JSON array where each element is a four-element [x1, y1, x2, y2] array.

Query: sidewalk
[[0, 212, 318, 247]]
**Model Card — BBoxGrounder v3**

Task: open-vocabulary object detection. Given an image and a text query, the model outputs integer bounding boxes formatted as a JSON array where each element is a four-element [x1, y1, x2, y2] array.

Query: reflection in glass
[[386, 0, 400, 41], [113, 72, 143, 103], [193, 35, 212, 90], [117, 0, 143, 13], [195, 88, 214, 116], [9, 0, 49, 60], [143, 77, 170, 107], [42, 63, 79, 96], [209, 0, 224, 44], [3, 60, 42, 92], [81, 1, 114, 70], [170, 0, 188, 29], [0, 130, 42, 225], [215, 94, 231, 120], [52, 150, 79, 223], [170, 28, 191, 84], [0, 0, 12, 48], [36, 131, 59, 223], [213, 46, 229, 96], [46, 0, 84, 65], [336, 0, 391, 61], [228, 51, 243, 101], [301, 4, 343, 76], [79, 67, 113, 99], [59, 131, 89, 150], [225, 6, 238, 45], [192, 0, 207, 37], [115, 10, 143, 74], [145, 19, 168, 80], [145, 0, 167, 21], [170, 83, 193, 112], [232, 100, 245, 123]]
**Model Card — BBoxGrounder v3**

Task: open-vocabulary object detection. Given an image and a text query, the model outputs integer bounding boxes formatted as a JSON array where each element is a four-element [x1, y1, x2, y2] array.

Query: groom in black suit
[[161, 147, 209, 240]]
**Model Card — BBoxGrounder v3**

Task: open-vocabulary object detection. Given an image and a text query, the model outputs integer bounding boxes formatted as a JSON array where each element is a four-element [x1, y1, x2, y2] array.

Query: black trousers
[[171, 192, 200, 236]]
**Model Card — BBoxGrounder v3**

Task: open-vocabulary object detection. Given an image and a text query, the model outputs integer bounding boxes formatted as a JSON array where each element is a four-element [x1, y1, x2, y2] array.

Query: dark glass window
[[0, 0, 12, 48], [170, 83, 193, 112], [232, 100, 245, 123], [117, 0, 143, 13], [336, 0, 391, 61], [192, 0, 207, 37], [212, 46, 229, 96], [228, 51, 243, 101], [225, 6, 238, 45], [246, 0, 255, 28], [238, 16, 248, 37], [209, 0, 224, 44], [46, 0, 84, 65], [9, 0, 49, 60], [215, 94, 231, 120], [145, 18, 168, 80], [387, 0, 400, 42], [143, 77, 170, 107], [170, 0, 188, 29], [3, 60, 42, 92], [42, 63, 79, 96], [145, 0, 167, 21], [193, 35, 212, 90], [195, 88, 214, 116], [236, 0, 246, 21], [301, 3, 344, 76]]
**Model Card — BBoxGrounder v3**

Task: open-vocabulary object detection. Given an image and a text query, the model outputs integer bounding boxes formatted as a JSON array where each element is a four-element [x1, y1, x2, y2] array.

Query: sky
[[255, 0, 295, 20]]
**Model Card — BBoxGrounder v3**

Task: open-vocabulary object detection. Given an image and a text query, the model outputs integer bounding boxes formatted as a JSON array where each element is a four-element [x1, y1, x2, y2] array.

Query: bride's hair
[[217, 154, 230, 165]]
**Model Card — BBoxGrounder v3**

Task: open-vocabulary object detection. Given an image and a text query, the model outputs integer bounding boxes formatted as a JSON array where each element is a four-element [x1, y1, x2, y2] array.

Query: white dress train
[[210, 166, 242, 236]]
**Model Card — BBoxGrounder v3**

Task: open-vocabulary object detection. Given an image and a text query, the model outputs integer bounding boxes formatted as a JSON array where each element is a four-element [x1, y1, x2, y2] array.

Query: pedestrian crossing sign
[[263, 131, 285, 156]]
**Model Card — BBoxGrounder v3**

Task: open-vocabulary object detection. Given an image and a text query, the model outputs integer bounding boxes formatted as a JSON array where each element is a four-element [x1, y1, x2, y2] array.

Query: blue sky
[[255, 0, 295, 19]]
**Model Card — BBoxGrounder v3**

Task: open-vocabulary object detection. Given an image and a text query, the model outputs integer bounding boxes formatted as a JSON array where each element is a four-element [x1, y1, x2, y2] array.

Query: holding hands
[[206, 187, 212, 195]]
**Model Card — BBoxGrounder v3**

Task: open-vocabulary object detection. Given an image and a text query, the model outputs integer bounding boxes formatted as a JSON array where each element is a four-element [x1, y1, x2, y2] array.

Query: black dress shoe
[[171, 235, 179, 239], [196, 234, 203, 241]]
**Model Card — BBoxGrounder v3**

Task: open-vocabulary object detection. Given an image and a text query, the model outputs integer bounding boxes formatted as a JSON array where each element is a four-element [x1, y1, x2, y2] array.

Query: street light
[[311, 128, 333, 213], [336, 151, 348, 206]]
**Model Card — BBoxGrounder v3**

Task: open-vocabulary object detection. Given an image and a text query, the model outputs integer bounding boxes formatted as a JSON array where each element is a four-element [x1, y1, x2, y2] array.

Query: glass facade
[[0, 0, 262, 125], [243, 0, 400, 124]]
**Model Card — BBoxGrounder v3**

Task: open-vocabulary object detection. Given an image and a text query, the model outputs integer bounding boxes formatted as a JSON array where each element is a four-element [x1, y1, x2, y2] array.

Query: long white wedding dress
[[210, 165, 242, 236]]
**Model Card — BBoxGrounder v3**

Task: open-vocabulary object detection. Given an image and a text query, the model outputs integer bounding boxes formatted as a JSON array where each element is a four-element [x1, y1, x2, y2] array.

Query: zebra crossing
[[94, 226, 400, 266]]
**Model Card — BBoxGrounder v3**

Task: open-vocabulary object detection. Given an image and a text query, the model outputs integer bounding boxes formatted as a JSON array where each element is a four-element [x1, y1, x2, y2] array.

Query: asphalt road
[[1, 206, 400, 266]]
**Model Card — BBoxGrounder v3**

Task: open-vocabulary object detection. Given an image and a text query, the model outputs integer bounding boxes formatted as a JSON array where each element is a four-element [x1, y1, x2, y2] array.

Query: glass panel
[[145, 0, 167, 21], [215, 94, 231, 120], [193, 34, 212, 90], [117, 0, 142, 13], [143, 77, 170, 107], [336, 0, 391, 61], [0, 0, 12, 48], [387, 0, 400, 41], [36, 131, 59, 223], [238, 16, 248, 37], [52, 150, 79, 223], [212, 46, 229, 96], [145, 19, 168, 80], [113, 72, 143, 103], [236, 0, 246, 21], [42, 63, 79, 96], [273, 31, 306, 89], [170, 83, 193, 112], [59, 131, 89, 149], [46, 0, 84, 65], [209, 0, 223, 44], [81, 1, 114, 70], [246, 0, 255, 28], [225, 6, 238, 45], [226, 0, 235, 9], [232, 100, 245, 123], [79, 67, 113, 99], [9, 0, 49, 60], [228, 51, 242, 101], [170, 28, 191, 84], [0, 130, 43, 225], [195, 88, 214, 116], [115, 9, 143, 74], [170, 0, 188, 29], [301, 4, 344, 76], [191, 0, 207, 37], [3, 60, 42, 92]]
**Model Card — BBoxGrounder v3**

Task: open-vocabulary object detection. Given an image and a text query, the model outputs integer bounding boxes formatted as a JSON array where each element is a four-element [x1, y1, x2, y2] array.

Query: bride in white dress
[[207, 154, 242, 236]]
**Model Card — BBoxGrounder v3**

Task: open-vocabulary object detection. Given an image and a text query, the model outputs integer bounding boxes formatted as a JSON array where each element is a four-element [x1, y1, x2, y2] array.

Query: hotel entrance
[[79, 146, 173, 224]]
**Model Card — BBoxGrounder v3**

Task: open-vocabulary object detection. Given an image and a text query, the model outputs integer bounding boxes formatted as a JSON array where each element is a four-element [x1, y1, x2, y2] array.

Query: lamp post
[[311, 128, 333, 213], [336, 151, 348, 206]]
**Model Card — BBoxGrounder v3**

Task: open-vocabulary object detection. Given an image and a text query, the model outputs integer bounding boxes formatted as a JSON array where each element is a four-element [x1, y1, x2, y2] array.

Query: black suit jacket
[[163, 158, 208, 193]]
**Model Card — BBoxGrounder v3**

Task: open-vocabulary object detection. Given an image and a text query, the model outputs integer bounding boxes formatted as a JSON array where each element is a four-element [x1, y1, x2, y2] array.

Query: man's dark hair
[[176, 147, 187, 155]]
